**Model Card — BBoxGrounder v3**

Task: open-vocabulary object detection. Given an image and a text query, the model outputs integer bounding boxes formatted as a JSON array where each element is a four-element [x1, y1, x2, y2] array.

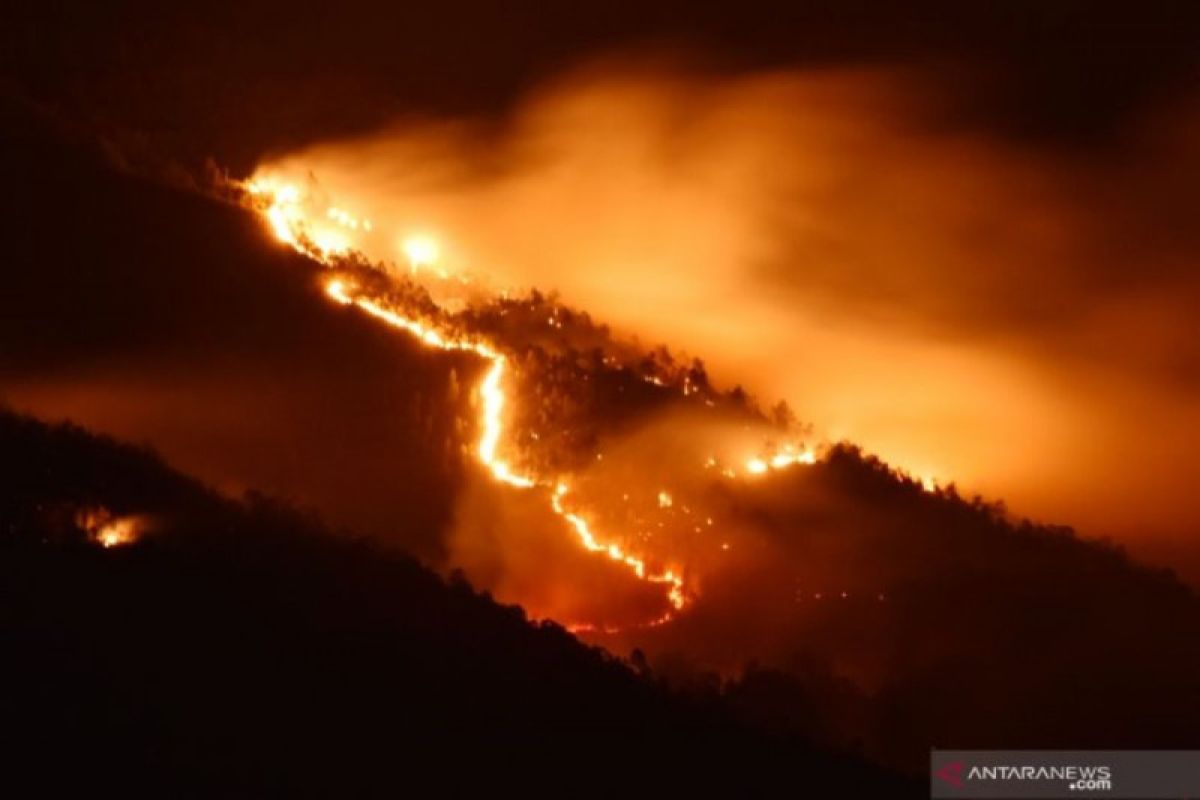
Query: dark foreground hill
[[0, 408, 912, 796]]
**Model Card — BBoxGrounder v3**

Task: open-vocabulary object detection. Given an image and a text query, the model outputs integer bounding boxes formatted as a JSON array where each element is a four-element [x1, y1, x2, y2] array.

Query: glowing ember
[[76, 507, 140, 548], [737, 445, 818, 478]]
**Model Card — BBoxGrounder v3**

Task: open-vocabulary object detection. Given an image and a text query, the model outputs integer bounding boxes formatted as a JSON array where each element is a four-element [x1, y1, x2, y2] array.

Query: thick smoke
[[251, 61, 1200, 574]]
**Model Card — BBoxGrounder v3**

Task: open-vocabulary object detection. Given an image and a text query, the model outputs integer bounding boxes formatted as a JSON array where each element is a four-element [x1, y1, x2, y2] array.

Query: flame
[[249, 180, 689, 626], [327, 279, 535, 490], [402, 234, 439, 270], [76, 507, 140, 548], [553, 483, 685, 616], [241, 177, 837, 630], [710, 445, 818, 478], [252, 176, 846, 628]]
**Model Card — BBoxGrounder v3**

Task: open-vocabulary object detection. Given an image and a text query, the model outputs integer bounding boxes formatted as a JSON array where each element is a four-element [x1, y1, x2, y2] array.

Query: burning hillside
[[220, 154, 1200, 773], [3, 86, 1200, 779], [236, 174, 830, 631]]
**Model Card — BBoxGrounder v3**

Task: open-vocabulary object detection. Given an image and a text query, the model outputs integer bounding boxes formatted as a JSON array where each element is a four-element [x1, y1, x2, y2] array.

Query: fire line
[[241, 177, 843, 629], [246, 179, 689, 628]]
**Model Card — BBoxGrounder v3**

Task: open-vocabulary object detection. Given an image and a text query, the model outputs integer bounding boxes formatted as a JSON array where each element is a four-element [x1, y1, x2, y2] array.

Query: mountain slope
[[4, 99, 1199, 782], [0, 408, 910, 795]]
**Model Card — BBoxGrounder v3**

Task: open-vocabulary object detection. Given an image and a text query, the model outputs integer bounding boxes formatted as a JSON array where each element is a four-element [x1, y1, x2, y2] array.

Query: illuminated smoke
[[325, 276, 693, 623], [240, 178, 822, 627], [241, 65, 1200, 555], [232, 60, 1200, 631]]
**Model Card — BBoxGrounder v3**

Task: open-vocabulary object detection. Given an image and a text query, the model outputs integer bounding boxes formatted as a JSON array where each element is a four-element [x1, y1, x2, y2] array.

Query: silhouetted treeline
[[0, 409, 912, 796]]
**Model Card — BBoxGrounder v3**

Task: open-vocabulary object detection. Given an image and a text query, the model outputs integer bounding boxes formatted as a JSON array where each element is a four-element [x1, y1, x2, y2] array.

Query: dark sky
[[4, 0, 1198, 172]]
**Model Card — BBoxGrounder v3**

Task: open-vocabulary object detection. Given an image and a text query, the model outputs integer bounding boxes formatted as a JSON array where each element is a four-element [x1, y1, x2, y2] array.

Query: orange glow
[[246, 180, 702, 626], [708, 444, 819, 479], [76, 507, 140, 548], [233, 68, 1200, 575], [401, 235, 439, 270]]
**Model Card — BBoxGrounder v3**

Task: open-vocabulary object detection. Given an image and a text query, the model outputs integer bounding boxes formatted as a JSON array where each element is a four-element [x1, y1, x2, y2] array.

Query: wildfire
[[246, 179, 692, 626], [402, 234, 439, 270], [706, 444, 819, 478], [326, 279, 536, 491], [76, 507, 141, 548]]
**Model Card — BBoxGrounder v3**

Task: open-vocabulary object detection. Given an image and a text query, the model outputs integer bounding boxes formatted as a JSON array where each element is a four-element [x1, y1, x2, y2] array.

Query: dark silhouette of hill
[[0, 407, 912, 796]]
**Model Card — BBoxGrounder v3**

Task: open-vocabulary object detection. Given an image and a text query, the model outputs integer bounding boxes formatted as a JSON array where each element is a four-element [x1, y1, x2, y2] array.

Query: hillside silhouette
[[620, 446, 1200, 768], [0, 407, 913, 795]]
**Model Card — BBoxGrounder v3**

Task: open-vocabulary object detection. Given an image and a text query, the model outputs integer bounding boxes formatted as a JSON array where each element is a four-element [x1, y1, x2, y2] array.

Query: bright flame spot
[[402, 235, 439, 269], [741, 446, 818, 478], [311, 229, 349, 256], [76, 507, 140, 548], [657, 490, 673, 508], [326, 280, 353, 305]]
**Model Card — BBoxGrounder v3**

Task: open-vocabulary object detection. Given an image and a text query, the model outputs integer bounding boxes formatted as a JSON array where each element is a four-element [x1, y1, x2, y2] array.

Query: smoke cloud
[[250, 60, 1200, 572]]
